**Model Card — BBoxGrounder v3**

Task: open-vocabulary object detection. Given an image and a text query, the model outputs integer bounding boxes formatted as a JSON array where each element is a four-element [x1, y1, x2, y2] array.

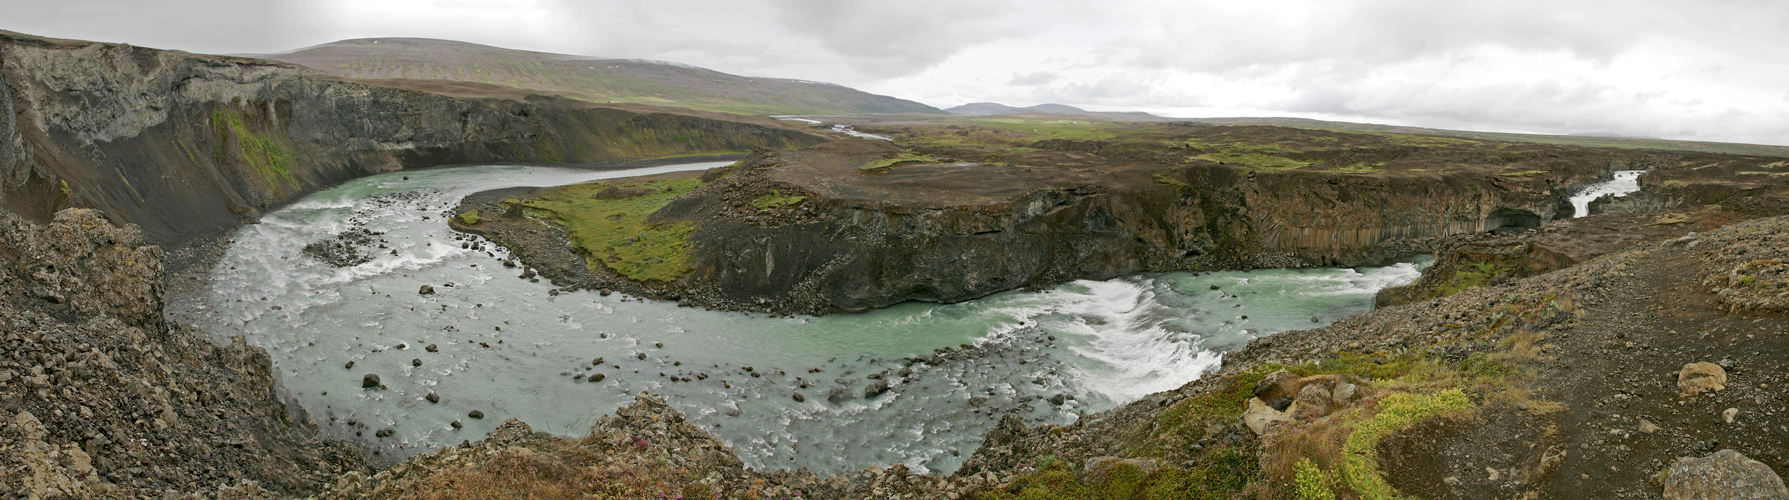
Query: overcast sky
[[7, 0, 1789, 145]]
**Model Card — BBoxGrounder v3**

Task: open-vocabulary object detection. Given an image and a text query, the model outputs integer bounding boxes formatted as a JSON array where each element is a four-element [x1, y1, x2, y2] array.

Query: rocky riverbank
[[341, 212, 1789, 499], [0, 209, 368, 498]]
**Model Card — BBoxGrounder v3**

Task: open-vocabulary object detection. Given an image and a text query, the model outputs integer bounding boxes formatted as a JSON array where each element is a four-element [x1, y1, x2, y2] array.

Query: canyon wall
[[649, 152, 1606, 314], [0, 30, 822, 250]]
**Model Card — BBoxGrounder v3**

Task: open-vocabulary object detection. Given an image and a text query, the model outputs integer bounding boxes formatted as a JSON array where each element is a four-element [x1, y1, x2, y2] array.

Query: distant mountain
[[945, 102, 1167, 121], [248, 38, 942, 116]]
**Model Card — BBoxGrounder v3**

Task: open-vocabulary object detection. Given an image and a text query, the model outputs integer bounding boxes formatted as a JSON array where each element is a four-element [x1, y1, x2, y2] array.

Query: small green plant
[[1294, 458, 1336, 500], [749, 190, 806, 210], [58, 180, 71, 196]]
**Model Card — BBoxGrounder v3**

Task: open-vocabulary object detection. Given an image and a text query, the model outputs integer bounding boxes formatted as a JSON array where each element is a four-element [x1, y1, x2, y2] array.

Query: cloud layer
[[4, 0, 1787, 145]]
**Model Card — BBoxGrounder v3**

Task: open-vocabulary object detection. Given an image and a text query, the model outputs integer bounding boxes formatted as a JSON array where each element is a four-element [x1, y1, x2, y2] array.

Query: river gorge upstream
[[171, 162, 1424, 475]]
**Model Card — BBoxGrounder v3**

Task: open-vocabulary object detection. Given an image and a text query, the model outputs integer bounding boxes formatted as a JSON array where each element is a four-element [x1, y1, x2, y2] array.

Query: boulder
[[1254, 370, 1301, 400], [828, 387, 851, 403], [1243, 398, 1293, 435], [361, 374, 380, 388], [864, 380, 891, 398], [1287, 375, 1356, 421], [1290, 383, 1336, 420], [1678, 362, 1728, 395], [418, 285, 435, 295], [1663, 449, 1788, 500]]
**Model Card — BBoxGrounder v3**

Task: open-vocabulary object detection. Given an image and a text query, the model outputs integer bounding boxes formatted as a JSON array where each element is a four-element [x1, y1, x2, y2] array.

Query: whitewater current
[[177, 162, 1425, 475], [1570, 170, 1644, 217]]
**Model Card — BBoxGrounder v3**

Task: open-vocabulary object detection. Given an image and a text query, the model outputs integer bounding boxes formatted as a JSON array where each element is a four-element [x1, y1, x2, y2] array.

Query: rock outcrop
[[0, 209, 368, 497]]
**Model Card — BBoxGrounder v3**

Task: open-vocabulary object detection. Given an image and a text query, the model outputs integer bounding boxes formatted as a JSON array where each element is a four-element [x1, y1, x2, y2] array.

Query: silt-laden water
[[176, 162, 1423, 475]]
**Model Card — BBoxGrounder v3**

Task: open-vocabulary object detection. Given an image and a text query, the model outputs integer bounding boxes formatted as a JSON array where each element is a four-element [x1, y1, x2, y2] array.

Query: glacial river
[[1570, 170, 1644, 217], [178, 162, 1424, 474]]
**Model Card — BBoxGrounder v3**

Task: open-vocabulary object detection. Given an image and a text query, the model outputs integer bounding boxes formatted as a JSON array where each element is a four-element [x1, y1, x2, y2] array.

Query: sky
[[6, 0, 1789, 146]]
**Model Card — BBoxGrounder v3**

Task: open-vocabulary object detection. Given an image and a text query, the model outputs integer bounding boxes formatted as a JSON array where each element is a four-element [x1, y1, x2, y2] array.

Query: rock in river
[[361, 374, 380, 388]]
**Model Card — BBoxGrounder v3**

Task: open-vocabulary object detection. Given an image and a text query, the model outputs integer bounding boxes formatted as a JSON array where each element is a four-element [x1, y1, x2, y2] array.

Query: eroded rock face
[[0, 209, 368, 497], [0, 31, 821, 249], [1664, 450, 1789, 500], [0, 209, 163, 328]]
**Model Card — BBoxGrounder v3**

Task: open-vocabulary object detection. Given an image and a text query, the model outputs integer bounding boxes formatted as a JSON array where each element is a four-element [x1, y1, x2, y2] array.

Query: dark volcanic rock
[[863, 380, 891, 398], [362, 374, 381, 388], [0, 209, 367, 498]]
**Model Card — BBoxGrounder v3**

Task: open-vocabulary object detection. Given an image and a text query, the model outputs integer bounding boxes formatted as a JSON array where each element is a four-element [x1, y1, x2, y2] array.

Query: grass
[[211, 108, 294, 190], [1498, 170, 1550, 177], [859, 153, 938, 171], [1333, 162, 1386, 174], [457, 211, 481, 225], [1436, 261, 1513, 296], [749, 190, 806, 210], [1192, 152, 1310, 172], [522, 177, 704, 283]]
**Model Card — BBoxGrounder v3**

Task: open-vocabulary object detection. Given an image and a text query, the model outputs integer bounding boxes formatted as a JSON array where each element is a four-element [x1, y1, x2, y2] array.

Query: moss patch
[[859, 153, 938, 172], [522, 177, 703, 283], [211, 109, 294, 190], [1340, 390, 1472, 499], [1192, 152, 1309, 172], [749, 190, 806, 210], [456, 210, 481, 225], [1436, 261, 1513, 296]]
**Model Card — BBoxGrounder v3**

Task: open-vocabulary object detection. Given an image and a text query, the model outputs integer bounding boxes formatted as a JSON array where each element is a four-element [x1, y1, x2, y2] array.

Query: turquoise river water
[[176, 162, 1426, 475]]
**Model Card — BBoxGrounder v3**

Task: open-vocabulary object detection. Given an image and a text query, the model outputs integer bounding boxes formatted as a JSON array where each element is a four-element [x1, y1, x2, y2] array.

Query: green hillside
[[251, 38, 942, 116]]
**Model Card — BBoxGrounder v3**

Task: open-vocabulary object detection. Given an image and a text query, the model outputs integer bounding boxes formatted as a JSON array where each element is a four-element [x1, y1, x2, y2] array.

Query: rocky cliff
[[0, 30, 824, 253], [461, 134, 1682, 314], [0, 209, 368, 497]]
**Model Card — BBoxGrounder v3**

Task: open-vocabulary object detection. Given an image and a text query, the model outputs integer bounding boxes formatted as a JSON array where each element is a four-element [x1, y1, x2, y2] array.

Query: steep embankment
[[0, 30, 825, 254], [250, 37, 944, 116], [456, 127, 1707, 314], [0, 209, 369, 498]]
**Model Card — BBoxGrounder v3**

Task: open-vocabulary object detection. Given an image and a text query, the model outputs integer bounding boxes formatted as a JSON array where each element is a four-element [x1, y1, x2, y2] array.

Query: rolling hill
[[248, 38, 942, 116], [946, 102, 1168, 121]]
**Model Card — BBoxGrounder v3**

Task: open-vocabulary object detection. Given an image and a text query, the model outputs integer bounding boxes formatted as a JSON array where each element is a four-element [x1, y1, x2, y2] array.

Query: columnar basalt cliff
[[0, 30, 823, 251], [458, 136, 1679, 314]]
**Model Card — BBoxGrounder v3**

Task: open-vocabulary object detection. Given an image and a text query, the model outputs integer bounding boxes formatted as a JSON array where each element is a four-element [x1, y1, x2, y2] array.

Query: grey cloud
[[767, 0, 1021, 77], [2, 0, 293, 54], [1009, 71, 1059, 86]]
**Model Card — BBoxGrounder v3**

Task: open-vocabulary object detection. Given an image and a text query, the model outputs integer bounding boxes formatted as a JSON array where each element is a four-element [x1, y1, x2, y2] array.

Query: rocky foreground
[[0, 209, 368, 498]]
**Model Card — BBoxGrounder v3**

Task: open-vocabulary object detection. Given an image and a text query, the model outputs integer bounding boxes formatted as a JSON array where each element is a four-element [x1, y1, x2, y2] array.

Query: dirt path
[[1396, 242, 1788, 499]]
